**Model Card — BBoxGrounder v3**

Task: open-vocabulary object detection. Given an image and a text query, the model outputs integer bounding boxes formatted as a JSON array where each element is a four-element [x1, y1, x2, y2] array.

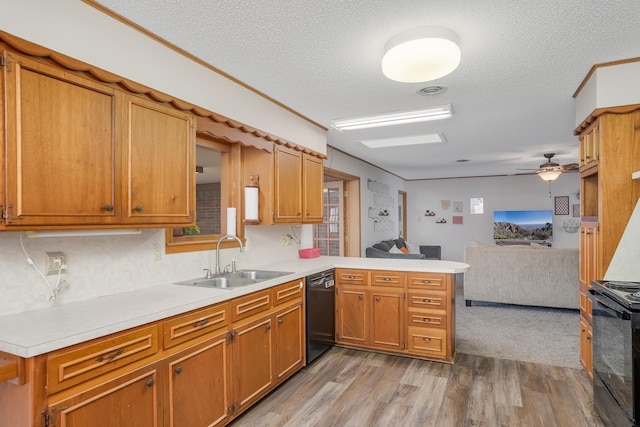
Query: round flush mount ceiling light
[[382, 27, 461, 83]]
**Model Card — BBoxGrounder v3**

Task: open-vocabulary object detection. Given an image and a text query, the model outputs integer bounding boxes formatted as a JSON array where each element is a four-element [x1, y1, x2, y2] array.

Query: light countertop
[[0, 256, 468, 358]]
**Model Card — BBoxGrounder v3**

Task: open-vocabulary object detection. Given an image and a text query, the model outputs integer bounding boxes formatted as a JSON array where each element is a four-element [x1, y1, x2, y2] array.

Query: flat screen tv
[[493, 210, 553, 241]]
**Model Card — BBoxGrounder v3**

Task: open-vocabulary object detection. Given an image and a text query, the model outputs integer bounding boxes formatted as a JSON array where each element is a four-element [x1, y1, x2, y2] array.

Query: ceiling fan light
[[382, 27, 461, 83], [537, 169, 562, 181]]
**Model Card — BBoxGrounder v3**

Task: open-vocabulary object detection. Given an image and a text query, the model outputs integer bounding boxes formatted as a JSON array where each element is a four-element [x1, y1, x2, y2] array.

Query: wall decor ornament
[[554, 196, 570, 215], [436, 218, 447, 224], [452, 215, 463, 224], [425, 210, 436, 216], [441, 200, 451, 210], [453, 201, 463, 212], [572, 204, 580, 217]]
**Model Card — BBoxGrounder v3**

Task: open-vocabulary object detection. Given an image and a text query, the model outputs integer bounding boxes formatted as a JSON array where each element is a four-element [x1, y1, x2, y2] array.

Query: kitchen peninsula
[[0, 256, 468, 427]]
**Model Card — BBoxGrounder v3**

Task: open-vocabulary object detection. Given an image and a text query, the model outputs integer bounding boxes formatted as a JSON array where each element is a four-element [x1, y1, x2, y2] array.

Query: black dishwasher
[[305, 269, 335, 364]]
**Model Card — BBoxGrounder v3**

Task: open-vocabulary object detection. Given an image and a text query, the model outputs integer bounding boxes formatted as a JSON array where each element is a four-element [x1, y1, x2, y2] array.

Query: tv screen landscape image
[[493, 210, 553, 241]]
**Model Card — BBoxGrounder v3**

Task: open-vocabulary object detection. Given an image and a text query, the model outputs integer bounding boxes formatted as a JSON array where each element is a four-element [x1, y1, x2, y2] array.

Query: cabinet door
[[232, 315, 274, 413], [273, 145, 302, 222], [49, 364, 160, 427], [579, 318, 593, 378], [122, 95, 195, 224], [4, 52, 119, 226], [370, 289, 404, 350], [165, 331, 231, 427], [302, 153, 323, 223], [274, 303, 304, 382], [336, 288, 368, 346]]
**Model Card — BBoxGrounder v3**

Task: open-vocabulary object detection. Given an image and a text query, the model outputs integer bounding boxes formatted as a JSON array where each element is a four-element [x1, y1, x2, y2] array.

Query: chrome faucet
[[215, 235, 245, 274]]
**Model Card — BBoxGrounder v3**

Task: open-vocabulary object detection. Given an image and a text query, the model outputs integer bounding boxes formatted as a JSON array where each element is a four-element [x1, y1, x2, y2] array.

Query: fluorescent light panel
[[25, 229, 142, 238], [360, 133, 446, 149], [332, 104, 452, 131]]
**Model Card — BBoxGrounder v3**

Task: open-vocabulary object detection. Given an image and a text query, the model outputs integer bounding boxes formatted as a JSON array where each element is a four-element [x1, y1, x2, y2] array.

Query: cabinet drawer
[[371, 270, 405, 288], [231, 289, 272, 322], [407, 327, 447, 358], [47, 325, 159, 394], [336, 269, 369, 286], [408, 310, 448, 329], [407, 272, 449, 291], [273, 279, 304, 306], [408, 291, 447, 310], [163, 302, 229, 349]]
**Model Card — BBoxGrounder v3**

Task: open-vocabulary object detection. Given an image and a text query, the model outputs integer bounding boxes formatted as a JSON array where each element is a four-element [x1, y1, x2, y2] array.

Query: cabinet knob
[[297, 212, 301, 216], [146, 379, 154, 387], [174, 367, 182, 374], [278, 319, 283, 324], [266, 324, 271, 330], [375, 296, 380, 302], [134, 205, 143, 212], [358, 295, 363, 300], [104, 204, 114, 212]]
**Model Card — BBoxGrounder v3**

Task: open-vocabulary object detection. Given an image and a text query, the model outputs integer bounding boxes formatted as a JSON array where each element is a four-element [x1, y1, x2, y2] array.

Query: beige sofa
[[463, 243, 579, 309]]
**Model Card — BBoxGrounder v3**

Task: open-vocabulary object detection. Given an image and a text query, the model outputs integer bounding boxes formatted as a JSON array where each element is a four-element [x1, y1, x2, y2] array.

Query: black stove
[[592, 280, 640, 311]]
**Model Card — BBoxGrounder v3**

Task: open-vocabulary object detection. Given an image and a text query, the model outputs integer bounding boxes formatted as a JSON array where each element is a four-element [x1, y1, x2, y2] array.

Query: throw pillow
[[530, 242, 550, 248], [399, 246, 409, 254], [394, 238, 407, 249], [389, 245, 403, 254], [406, 241, 421, 254]]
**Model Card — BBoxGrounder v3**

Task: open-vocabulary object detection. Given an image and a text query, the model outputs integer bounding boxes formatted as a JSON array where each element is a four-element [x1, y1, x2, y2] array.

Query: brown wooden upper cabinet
[[243, 145, 323, 224], [2, 51, 195, 228]]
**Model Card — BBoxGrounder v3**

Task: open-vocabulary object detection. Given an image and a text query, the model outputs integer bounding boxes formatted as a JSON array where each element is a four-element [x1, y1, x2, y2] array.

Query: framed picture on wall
[[554, 196, 570, 215], [453, 201, 463, 212]]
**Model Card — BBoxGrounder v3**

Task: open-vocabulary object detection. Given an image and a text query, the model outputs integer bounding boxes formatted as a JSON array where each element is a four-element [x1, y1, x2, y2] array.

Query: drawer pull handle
[[348, 275, 356, 279], [422, 337, 431, 342], [382, 277, 391, 281], [146, 379, 154, 387], [423, 299, 432, 303], [193, 319, 209, 328], [97, 348, 123, 362], [423, 318, 431, 322], [174, 367, 182, 374], [422, 280, 433, 284]]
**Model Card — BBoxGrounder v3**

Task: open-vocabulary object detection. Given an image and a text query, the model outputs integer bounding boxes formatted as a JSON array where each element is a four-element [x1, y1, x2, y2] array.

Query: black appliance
[[590, 280, 640, 427], [305, 269, 335, 364]]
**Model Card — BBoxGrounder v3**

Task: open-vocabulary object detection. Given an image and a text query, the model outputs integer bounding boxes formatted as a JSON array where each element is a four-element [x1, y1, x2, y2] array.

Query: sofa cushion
[[373, 242, 391, 252]]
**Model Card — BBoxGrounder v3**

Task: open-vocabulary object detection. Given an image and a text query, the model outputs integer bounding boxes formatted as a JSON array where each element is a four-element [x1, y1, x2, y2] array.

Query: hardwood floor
[[230, 347, 603, 427]]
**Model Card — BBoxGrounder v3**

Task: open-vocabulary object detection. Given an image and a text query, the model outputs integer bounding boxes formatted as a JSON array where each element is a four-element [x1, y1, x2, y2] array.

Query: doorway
[[314, 168, 360, 257]]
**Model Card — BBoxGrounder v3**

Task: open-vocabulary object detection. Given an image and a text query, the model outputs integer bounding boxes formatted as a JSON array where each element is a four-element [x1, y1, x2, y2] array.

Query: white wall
[[406, 173, 580, 262], [323, 147, 407, 256]]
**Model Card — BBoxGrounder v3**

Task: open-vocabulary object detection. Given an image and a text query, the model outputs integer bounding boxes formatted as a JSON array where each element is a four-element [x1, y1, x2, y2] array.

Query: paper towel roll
[[244, 186, 259, 222], [227, 207, 236, 236], [300, 224, 313, 249]]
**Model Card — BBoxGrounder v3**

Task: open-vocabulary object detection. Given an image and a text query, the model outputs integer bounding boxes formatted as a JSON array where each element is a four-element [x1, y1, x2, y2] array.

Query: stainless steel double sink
[[174, 270, 293, 290]]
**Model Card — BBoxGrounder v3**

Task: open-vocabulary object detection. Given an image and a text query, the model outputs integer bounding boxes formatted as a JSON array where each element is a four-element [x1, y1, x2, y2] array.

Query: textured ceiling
[[96, 0, 640, 180]]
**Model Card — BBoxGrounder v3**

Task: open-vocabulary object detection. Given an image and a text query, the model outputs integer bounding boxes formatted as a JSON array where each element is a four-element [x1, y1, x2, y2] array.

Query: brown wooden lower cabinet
[[49, 364, 162, 427], [579, 317, 593, 380], [0, 279, 305, 427], [165, 330, 231, 427], [335, 268, 455, 363]]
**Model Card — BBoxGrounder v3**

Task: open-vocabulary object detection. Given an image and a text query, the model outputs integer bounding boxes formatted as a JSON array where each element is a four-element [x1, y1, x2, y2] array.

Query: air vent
[[417, 86, 447, 96]]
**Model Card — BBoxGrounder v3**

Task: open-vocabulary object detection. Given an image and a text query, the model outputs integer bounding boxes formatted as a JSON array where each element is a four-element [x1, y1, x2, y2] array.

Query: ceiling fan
[[519, 153, 579, 181]]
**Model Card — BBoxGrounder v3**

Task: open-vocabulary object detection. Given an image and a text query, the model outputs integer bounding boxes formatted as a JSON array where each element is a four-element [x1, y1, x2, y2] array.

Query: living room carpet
[[455, 276, 582, 370]]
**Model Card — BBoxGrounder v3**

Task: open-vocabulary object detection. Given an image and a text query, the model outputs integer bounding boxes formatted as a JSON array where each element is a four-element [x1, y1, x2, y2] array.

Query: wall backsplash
[[0, 225, 301, 316]]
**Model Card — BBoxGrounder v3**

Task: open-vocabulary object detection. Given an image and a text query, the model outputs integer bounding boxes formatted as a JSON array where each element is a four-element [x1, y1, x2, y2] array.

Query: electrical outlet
[[152, 243, 162, 261], [281, 234, 291, 246], [46, 251, 66, 276]]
